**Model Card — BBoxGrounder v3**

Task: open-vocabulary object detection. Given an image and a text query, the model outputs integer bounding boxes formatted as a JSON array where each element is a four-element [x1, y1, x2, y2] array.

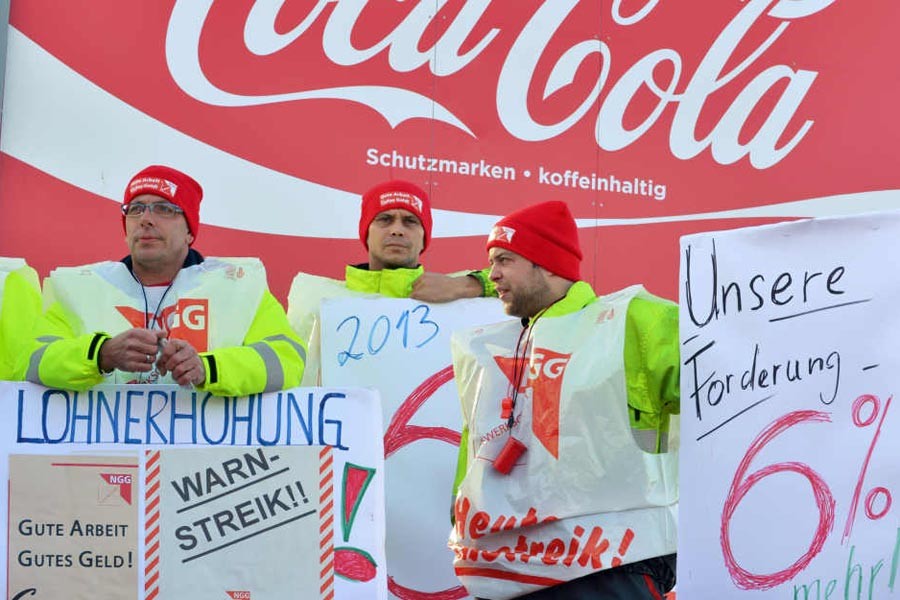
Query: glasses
[[122, 201, 184, 218]]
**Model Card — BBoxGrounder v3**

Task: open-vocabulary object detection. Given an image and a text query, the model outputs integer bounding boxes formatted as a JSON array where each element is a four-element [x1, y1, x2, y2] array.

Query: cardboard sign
[[0, 382, 386, 600], [678, 211, 900, 597], [8, 454, 138, 599], [321, 296, 508, 599], [152, 446, 328, 598]]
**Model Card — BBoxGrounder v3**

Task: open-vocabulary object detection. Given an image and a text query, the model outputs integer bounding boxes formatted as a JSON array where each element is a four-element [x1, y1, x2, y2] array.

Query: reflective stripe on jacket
[[24, 257, 305, 395]]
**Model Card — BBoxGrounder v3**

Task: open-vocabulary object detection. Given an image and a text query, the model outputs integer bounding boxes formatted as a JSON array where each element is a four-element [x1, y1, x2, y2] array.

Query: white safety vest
[[286, 272, 376, 386], [46, 258, 266, 384], [449, 286, 678, 600]]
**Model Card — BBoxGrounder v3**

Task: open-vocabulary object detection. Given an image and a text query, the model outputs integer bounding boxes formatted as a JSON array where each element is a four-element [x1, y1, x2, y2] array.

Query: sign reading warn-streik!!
[[1, 0, 897, 301]]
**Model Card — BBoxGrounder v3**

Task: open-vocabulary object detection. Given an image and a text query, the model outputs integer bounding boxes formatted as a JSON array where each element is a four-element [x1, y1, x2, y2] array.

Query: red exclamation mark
[[611, 528, 635, 567]]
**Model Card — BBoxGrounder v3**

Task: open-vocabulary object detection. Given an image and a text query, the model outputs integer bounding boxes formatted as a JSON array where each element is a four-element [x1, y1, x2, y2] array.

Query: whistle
[[493, 437, 526, 474]]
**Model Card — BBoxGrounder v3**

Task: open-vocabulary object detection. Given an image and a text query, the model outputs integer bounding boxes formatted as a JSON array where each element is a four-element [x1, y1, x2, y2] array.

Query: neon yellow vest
[[449, 285, 678, 599], [0, 258, 41, 380], [0, 258, 28, 314], [46, 258, 265, 384]]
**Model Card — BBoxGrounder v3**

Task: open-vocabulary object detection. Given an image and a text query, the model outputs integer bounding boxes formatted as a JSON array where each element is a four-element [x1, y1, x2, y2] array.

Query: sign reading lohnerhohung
[[1, 382, 386, 600]]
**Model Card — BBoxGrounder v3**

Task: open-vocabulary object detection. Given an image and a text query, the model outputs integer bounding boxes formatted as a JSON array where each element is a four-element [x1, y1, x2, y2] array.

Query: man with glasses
[[22, 165, 306, 395]]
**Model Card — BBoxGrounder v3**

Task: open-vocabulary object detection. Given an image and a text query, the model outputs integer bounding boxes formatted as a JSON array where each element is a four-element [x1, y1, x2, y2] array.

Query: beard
[[501, 270, 554, 319]]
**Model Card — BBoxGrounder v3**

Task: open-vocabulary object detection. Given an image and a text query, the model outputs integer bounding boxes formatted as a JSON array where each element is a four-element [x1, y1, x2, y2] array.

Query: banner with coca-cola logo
[[2, 0, 898, 303]]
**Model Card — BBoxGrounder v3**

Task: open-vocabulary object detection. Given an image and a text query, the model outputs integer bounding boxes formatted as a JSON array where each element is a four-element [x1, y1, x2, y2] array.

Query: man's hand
[[98, 328, 165, 373], [410, 273, 482, 303], [157, 338, 206, 387]]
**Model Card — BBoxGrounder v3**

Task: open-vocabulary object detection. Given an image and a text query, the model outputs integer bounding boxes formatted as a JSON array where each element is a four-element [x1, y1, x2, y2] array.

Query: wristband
[[91, 333, 113, 375], [466, 271, 488, 297]]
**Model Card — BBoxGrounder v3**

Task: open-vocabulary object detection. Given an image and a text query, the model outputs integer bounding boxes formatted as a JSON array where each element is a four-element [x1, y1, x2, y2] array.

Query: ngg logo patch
[[99, 472, 133, 505], [494, 348, 572, 459], [116, 298, 209, 351]]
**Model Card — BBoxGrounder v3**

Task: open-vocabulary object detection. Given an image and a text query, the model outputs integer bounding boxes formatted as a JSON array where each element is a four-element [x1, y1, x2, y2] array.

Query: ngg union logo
[[494, 348, 572, 459], [116, 299, 209, 351]]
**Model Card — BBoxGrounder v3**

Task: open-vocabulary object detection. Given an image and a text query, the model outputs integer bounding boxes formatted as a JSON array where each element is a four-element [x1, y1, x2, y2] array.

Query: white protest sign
[[154, 446, 326, 598], [320, 297, 509, 599], [0, 382, 387, 600], [678, 212, 900, 598]]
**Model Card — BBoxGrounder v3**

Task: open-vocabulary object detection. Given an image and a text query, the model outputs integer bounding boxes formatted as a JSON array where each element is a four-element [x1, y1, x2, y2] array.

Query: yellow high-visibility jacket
[[0, 258, 42, 380], [344, 263, 495, 297], [345, 263, 425, 297], [21, 252, 305, 396]]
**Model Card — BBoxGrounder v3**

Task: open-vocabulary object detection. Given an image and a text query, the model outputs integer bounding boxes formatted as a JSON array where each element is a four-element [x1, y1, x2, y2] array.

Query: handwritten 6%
[[335, 304, 440, 366], [720, 394, 893, 590]]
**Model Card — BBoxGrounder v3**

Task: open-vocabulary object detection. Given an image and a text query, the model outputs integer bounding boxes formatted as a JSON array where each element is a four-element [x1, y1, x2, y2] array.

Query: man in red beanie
[[449, 201, 679, 599], [287, 178, 493, 384], [356, 179, 435, 278], [21, 165, 306, 395], [354, 179, 490, 299]]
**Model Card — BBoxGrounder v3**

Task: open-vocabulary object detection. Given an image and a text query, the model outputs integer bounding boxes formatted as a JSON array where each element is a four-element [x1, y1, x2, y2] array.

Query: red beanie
[[359, 180, 432, 251], [122, 165, 203, 244], [487, 201, 582, 281]]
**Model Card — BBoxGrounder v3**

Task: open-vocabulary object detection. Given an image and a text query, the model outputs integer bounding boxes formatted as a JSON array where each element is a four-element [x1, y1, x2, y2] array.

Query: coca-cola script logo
[[167, 0, 829, 177], [495, 348, 572, 458], [7, 0, 892, 306]]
